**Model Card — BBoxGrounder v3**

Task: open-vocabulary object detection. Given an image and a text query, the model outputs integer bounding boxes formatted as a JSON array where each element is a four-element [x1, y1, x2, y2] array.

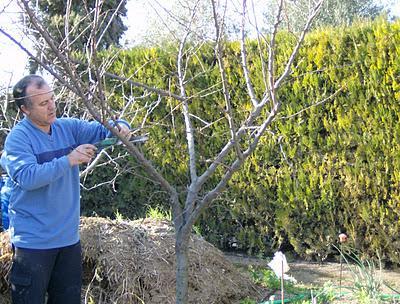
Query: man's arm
[[70, 118, 131, 146], [1, 132, 71, 191]]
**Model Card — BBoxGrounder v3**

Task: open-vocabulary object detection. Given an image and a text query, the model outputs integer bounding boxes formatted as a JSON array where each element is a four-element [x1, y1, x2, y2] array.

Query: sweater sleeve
[[1, 130, 71, 191], [69, 118, 130, 145]]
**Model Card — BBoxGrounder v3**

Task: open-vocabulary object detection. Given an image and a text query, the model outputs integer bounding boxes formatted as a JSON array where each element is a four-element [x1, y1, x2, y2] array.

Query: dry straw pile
[[0, 216, 260, 303]]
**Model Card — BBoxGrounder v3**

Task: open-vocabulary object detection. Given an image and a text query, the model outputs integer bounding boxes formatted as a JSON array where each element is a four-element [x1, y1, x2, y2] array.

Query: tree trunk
[[175, 234, 190, 304]]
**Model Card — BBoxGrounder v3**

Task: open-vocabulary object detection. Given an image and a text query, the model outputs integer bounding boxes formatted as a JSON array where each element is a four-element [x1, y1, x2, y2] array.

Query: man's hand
[[115, 124, 131, 141], [67, 144, 97, 166]]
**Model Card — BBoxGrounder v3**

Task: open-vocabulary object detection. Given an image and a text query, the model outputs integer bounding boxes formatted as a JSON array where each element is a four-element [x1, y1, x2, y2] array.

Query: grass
[[145, 206, 172, 221], [240, 266, 336, 304], [334, 245, 400, 304], [240, 248, 400, 304], [145, 206, 203, 235]]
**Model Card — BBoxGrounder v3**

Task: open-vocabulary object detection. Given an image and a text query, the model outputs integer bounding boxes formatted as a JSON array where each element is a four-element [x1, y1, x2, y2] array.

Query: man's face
[[22, 83, 56, 132]]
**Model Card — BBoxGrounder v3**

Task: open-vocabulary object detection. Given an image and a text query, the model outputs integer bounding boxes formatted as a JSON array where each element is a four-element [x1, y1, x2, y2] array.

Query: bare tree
[[0, 79, 20, 150], [0, 0, 337, 303]]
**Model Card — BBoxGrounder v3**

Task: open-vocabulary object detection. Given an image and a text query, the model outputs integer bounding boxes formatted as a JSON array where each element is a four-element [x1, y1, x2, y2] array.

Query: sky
[[0, 0, 399, 88]]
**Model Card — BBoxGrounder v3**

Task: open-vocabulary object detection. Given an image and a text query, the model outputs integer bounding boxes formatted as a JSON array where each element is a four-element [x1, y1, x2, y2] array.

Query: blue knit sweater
[[1, 117, 126, 249]]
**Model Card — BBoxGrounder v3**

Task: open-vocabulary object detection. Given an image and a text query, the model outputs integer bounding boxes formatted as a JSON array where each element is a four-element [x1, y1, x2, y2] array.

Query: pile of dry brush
[[0, 217, 262, 303]]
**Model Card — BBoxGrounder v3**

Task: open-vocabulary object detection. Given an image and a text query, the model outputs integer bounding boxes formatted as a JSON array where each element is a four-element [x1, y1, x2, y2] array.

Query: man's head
[[13, 75, 47, 110], [13, 75, 56, 132]]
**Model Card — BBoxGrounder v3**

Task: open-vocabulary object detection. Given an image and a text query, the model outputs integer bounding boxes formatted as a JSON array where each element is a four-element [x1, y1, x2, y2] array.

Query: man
[[0, 171, 11, 230], [1, 75, 130, 304], [0, 171, 3, 230]]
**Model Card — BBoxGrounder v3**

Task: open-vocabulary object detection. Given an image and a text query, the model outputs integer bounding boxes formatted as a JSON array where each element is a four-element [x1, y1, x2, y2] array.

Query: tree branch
[[240, 0, 259, 107]]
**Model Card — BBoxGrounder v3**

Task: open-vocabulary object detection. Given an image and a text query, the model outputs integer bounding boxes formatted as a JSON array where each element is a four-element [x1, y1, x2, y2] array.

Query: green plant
[[192, 225, 202, 236], [239, 298, 257, 304], [146, 206, 172, 221], [248, 266, 281, 290], [312, 282, 338, 303], [247, 266, 313, 303], [337, 245, 385, 303], [114, 209, 125, 221], [243, 251, 400, 304]]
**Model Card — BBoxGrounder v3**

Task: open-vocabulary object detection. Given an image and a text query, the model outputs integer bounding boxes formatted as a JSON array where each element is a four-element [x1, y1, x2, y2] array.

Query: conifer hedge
[[81, 18, 400, 264]]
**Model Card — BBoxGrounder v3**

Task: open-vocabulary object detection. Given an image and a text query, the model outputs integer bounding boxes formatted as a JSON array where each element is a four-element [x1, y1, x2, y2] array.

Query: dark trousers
[[10, 241, 82, 304]]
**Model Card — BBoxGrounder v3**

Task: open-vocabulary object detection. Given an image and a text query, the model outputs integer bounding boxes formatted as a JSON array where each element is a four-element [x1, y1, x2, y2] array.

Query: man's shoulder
[[5, 120, 33, 147], [7, 119, 30, 137], [54, 117, 78, 125], [53, 117, 81, 130], [55, 117, 102, 130]]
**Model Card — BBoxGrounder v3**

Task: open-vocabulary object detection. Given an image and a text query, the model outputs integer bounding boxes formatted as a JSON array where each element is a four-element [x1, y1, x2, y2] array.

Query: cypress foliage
[[81, 18, 400, 264]]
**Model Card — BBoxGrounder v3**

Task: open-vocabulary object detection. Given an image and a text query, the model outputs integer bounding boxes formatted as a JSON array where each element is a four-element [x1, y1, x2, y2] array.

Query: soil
[[225, 253, 400, 303]]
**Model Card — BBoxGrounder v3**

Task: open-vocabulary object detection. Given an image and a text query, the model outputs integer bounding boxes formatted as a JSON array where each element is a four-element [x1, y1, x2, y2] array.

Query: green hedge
[[81, 18, 400, 264]]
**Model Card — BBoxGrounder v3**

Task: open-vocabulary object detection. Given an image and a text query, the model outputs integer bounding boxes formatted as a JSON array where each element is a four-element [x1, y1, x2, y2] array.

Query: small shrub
[[146, 206, 172, 221]]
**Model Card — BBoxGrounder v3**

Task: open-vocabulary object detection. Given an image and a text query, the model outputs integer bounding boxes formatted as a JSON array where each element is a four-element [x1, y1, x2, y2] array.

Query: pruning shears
[[94, 135, 149, 149]]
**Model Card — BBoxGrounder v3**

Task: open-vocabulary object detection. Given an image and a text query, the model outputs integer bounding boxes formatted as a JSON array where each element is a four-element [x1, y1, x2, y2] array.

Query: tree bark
[[175, 232, 190, 304]]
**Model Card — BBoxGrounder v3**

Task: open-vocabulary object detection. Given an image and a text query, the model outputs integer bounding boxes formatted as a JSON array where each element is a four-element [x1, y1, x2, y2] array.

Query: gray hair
[[13, 75, 47, 109]]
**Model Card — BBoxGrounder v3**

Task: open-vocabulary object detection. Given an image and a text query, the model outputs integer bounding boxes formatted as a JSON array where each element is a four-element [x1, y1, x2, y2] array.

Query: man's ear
[[20, 105, 30, 115]]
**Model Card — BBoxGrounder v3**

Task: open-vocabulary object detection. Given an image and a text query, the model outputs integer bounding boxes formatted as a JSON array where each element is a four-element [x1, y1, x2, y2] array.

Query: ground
[[225, 253, 400, 303]]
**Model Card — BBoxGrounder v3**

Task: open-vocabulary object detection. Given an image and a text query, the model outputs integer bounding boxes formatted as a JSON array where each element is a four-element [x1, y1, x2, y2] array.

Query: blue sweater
[[0, 174, 12, 230], [1, 117, 125, 249]]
